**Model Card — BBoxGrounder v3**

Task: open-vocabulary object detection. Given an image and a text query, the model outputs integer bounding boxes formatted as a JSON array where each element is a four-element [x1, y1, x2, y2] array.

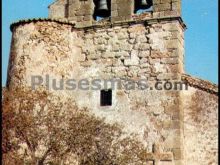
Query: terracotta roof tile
[[182, 74, 218, 95], [10, 18, 75, 31]]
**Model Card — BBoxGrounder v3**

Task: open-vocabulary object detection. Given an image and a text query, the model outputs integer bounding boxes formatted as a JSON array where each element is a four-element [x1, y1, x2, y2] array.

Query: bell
[[140, 0, 148, 6], [138, 0, 152, 9], [97, 0, 108, 11]]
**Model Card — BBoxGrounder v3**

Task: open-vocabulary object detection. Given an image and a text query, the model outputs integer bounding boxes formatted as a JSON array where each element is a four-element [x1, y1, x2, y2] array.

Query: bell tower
[[49, 0, 182, 26], [48, 1, 185, 164]]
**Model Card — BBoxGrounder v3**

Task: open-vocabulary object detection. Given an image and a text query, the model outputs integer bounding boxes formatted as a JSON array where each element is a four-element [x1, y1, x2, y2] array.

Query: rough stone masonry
[[6, 0, 218, 165]]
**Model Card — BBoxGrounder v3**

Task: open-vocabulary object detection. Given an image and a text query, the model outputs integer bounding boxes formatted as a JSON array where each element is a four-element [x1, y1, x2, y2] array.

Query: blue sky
[[2, 0, 218, 86]]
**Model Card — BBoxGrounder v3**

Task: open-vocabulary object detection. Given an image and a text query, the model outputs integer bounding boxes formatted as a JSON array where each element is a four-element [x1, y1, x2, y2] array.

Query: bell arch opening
[[134, 0, 153, 14], [93, 0, 111, 21]]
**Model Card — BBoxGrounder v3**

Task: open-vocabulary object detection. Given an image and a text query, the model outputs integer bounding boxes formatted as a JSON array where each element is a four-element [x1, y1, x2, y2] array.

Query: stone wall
[[49, 0, 68, 19], [182, 87, 218, 165], [8, 18, 185, 164], [153, 0, 181, 15], [8, 18, 185, 87], [110, 0, 134, 22], [68, 0, 94, 26], [80, 19, 184, 80]]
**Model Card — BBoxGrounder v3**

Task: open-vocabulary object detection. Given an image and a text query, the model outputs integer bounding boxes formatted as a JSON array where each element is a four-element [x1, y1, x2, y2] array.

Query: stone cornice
[[77, 16, 187, 30]]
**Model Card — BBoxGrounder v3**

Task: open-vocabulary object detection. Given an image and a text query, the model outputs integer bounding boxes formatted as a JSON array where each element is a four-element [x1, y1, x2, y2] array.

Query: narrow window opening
[[100, 89, 112, 106], [134, 0, 153, 14], [93, 0, 111, 21]]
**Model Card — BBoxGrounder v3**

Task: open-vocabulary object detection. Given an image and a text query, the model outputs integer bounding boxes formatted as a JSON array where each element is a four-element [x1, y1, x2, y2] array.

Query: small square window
[[100, 89, 112, 106]]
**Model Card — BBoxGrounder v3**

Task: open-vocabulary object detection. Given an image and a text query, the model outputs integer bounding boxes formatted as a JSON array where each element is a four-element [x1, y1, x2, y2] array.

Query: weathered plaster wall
[[182, 87, 218, 165], [8, 19, 185, 164], [49, 0, 68, 19]]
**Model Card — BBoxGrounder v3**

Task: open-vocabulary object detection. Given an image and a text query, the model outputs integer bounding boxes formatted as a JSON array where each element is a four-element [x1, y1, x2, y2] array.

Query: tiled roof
[[182, 74, 218, 95], [10, 18, 75, 31]]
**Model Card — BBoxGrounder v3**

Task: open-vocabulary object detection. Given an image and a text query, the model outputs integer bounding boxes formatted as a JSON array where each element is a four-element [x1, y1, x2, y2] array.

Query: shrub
[[2, 88, 147, 165]]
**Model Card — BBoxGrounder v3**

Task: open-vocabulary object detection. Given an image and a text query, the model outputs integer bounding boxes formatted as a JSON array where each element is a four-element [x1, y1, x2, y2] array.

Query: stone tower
[[7, 0, 218, 165]]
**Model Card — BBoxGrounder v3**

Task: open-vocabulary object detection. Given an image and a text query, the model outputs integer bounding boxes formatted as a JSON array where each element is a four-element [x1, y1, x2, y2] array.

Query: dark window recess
[[100, 89, 112, 106]]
